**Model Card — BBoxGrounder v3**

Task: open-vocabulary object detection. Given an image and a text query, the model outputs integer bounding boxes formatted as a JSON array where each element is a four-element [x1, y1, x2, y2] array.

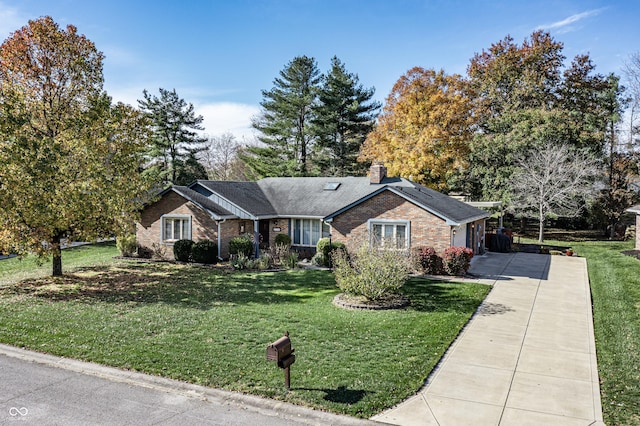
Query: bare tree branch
[[510, 143, 599, 242]]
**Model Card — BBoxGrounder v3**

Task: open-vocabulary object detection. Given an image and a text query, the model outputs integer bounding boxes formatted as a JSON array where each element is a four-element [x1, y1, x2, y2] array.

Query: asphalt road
[[0, 345, 377, 426]]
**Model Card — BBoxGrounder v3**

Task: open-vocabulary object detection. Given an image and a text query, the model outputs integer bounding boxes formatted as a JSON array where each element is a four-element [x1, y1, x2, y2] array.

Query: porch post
[[253, 220, 260, 258]]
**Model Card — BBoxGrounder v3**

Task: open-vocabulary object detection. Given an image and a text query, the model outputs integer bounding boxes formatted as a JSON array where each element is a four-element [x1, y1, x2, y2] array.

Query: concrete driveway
[[373, 252, 604, 426]]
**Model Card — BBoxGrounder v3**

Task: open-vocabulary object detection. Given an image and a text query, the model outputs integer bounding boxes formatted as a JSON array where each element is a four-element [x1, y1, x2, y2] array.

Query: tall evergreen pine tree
[[244, 56, 321, 177], [314, 56, 381, 176], [138, 88, 207, 185]]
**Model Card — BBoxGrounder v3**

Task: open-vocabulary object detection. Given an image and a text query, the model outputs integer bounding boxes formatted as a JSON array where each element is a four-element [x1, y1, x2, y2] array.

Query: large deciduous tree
[[314, 56, 381, 176], [623, 52, 640, 146], [244, 55, 321, 177], [466, 31, 611, 202], [509, 144, 598, 243], [199, 133, 249, 180], [359, 67, 474, 191], [0, 17, 152, 276], [138, 88, 207, 185]]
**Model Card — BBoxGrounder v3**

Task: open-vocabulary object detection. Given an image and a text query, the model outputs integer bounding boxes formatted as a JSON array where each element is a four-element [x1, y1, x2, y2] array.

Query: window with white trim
[[369, 220, 410, 249], [292, 219, 330, 247], [162, 216, 191, 242]]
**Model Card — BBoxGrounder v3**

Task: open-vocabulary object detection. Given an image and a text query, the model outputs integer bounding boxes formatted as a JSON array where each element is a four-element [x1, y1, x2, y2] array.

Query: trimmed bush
[[311, 252, 327, 267], [173, 239, 194, 262], [414, 246, 444, 275], [332, 244, 412, 301], [229, 234, 254, 257], [443, 246, 474, 276], [274, 233, 291, 247], [317, 238, 331, 258], [116, 234, 137, 257], [192, 239, 218, 264], [315, 238, 347, 267]]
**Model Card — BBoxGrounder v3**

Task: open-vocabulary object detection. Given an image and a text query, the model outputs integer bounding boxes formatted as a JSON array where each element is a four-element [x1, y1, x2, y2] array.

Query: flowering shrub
[[443, 246, 474, 276], [414, 246, 444, 275], [332, 243, 412, 301]]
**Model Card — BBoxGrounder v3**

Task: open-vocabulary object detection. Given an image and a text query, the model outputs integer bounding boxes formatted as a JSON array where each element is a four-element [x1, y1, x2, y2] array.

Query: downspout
[[216, 218, 226, 260]]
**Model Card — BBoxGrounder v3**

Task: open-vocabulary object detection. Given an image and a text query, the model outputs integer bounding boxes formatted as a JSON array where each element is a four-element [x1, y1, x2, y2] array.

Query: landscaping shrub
[[173, 239, 194, 262], [230, 253, 250, 270], [332, 244, 412, 301], [116, 234, 137, 257], [274, 233, 291, 247], [229, 235, 254, 258], [191, 239, 218, 264], [315, 238, 347, 267], [284, 252, 299, 269], [414, 246, 444, 275], [311, 252, 327, 267], [137, 245, 152, 259], [257, 253, 274, 270], [443, 246, 474, 276], [270, 243, 291, 266], [151, 242, 168, 260]]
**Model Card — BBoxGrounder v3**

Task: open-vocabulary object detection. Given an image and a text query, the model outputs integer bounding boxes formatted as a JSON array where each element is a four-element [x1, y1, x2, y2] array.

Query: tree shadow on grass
[[402, 277, 489, 313], [0, 262, 337, 309]]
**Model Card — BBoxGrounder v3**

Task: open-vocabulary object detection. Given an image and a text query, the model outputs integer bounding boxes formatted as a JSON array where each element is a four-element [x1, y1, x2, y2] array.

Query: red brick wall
[[330, 191, 452, 254], [136, 192, 218, 260]]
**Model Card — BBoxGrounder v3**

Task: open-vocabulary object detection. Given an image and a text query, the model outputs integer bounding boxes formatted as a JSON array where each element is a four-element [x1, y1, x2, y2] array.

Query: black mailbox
[[267, 332, 295, 389], [266, 335, 292, 363]]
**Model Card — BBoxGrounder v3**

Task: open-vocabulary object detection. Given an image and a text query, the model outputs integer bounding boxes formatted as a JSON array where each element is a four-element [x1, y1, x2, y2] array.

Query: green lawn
[[517, 234, 640, 425], [0, 256, 489, 418], [571, 240, 640, 426], [0, 241, 119, 286]]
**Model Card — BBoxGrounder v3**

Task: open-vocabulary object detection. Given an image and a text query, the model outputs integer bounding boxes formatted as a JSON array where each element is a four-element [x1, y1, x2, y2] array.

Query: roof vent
[[324, 182, 341, 191]]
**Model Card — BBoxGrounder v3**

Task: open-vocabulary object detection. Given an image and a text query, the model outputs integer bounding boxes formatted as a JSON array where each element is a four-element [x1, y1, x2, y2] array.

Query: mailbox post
[[266, 331, 295, 390]]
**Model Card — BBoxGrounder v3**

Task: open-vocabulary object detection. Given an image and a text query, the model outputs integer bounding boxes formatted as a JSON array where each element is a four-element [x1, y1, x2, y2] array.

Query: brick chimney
[[370, 162, 387, 184]]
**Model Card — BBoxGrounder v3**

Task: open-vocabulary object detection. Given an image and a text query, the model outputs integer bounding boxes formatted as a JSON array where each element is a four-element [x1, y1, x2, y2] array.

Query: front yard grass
[[571, 239, 640, 426], [0, 260, 489, 418], [0, 241, 118, 286]]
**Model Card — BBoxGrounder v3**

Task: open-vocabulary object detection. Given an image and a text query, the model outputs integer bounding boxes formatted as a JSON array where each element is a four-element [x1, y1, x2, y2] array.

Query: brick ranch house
[[136, 164, 490, 260]]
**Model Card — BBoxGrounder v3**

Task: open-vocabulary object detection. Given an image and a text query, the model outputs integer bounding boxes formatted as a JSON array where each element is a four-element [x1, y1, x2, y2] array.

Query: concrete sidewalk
[[372, 252, 604, 426]]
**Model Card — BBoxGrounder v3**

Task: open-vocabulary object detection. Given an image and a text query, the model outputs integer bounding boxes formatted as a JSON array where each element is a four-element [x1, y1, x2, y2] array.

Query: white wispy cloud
[[537, 8, 605, 33], [196, 102, 261, 143], [106, 84, 260, 143]]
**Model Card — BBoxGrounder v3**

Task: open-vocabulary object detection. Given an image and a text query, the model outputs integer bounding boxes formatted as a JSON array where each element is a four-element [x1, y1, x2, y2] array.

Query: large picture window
[[162, 216, 191, 242], [292, 219, 330, 247], [369, 220, 410, 249]]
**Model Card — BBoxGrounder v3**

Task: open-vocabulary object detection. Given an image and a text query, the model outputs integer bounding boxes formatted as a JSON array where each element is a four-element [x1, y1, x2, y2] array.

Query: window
[[292, 219, 330, 247], [369, 220, 410, 249], [162, 216, 191, 242]]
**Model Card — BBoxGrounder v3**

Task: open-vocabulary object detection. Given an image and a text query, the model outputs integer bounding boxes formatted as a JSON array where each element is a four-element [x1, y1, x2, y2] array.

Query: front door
[[259, 220, 270, 250]]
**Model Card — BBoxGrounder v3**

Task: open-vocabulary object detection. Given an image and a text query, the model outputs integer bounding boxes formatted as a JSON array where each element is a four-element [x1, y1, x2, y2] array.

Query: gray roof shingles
[[187, 177, 488, 225], [171, 186, 234, 218]]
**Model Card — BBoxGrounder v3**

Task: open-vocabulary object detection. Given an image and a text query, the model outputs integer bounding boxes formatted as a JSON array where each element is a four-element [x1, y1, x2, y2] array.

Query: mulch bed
[[333, 293, 410, 310]]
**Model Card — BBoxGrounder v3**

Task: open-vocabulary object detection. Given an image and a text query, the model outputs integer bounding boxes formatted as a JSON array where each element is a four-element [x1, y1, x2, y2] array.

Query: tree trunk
[[51, 234, 63, 277], [538, 205, 545, 244]]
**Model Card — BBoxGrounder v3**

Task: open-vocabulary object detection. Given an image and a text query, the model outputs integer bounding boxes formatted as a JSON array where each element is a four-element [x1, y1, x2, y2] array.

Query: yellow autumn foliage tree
[[359, 67, 474, 191]]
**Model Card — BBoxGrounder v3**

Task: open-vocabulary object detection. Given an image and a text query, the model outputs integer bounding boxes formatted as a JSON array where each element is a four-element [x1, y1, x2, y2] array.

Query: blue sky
[[0, 0, 638, 141]]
